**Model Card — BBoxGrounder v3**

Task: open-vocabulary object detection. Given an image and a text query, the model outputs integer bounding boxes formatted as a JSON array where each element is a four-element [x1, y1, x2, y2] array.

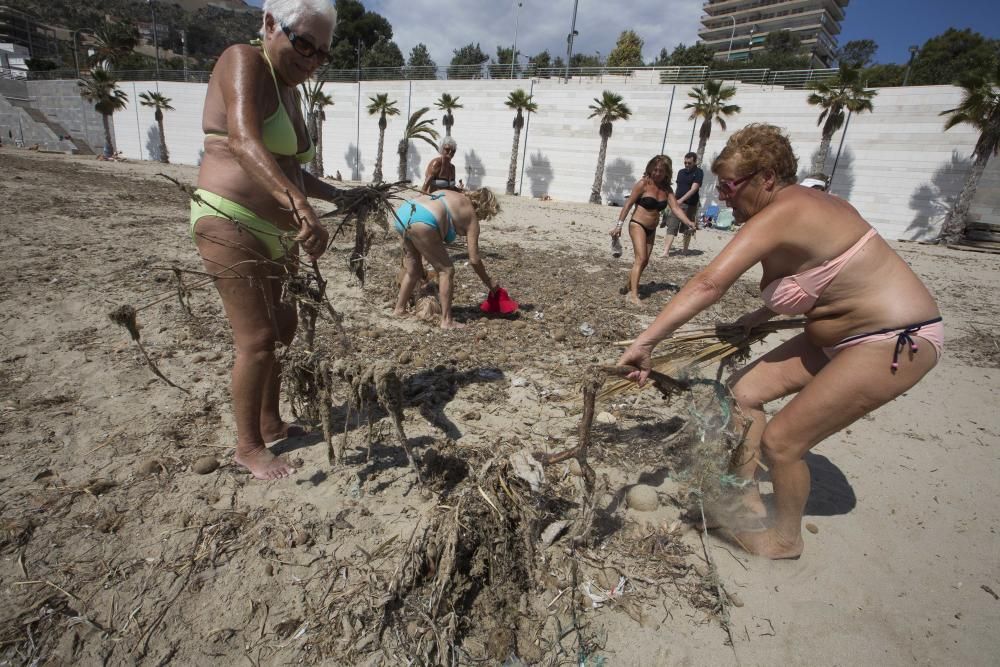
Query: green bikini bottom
[[189, 188, 294, 260]]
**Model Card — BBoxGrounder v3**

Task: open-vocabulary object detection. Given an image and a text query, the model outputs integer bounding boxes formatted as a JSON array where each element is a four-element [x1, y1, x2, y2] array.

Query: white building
[[0, 41, 29, 78]]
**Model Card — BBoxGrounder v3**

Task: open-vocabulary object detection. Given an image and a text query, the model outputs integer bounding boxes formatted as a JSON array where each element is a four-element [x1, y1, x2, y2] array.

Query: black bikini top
[[638, 196, 669, 211]]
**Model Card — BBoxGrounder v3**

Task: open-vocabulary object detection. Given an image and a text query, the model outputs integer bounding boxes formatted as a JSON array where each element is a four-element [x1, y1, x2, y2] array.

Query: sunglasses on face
[[281, 24, 332, 65], [716, 170, 760, 197]]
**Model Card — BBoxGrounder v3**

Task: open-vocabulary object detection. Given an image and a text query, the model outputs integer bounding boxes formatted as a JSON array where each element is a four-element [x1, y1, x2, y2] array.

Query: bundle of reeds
[[600, 319, 808, 399]]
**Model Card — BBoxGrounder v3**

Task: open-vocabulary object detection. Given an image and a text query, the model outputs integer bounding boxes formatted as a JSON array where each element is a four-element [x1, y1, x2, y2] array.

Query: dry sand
[[1, 148, 999, 665]]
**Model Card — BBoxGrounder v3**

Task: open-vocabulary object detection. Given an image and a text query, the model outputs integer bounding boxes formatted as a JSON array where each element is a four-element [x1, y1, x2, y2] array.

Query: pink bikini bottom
[[822, 317, 943, 371]]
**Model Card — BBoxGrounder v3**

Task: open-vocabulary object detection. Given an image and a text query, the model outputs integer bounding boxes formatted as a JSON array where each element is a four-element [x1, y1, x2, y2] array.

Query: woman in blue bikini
[[392, 189, 501, 329]]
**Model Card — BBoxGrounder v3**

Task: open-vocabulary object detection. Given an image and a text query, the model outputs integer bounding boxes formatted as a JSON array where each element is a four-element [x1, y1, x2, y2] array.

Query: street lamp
[[565, 0, 579, 82], [725, 15, 736, 61], [71, 29, 82, 78], [511, 0, 522, 79], [902, 44, 919, 86], [148, 0, 161, 82], [748, 24, 757, 60]]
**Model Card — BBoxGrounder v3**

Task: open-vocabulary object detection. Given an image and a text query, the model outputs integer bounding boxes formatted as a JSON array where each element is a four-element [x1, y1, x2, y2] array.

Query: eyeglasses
[[716, 170, 760, 197], [281, 24, 332, 65]]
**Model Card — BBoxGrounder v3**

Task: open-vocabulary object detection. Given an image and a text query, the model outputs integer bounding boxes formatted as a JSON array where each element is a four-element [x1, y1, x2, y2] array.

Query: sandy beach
[[1, 149, 998, 665]]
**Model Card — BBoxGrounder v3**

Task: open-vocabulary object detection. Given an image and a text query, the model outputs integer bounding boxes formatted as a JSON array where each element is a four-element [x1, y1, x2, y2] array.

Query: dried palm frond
[[601, 319, 807, 400]]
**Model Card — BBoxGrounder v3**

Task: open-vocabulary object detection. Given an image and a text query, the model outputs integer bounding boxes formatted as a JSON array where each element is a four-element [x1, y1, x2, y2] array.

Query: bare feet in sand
[[723, 527, 803, 560], [261, 421, 306, 444], [626, 293, 641, 306], [235, 445, 296, 480], [440, 320, 466, 329]]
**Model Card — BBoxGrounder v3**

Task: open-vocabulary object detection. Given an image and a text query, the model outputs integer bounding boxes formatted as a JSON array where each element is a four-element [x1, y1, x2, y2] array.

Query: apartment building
[[0, 5, 62, 63], [698, 0, 849, 67]]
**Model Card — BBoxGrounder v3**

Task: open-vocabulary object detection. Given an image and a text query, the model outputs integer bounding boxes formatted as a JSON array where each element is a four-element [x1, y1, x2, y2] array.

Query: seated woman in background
[[422, 136, 461, 194], [610, 155, 696, 305], [392, 189, 501, 329], [618, 124, 941, 559]]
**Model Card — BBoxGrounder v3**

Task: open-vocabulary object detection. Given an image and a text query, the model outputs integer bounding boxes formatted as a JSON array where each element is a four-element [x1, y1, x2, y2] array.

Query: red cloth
[[479, 287, 519, 315]]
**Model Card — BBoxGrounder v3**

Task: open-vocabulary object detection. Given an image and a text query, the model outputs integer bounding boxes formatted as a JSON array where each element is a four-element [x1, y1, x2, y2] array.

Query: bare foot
[[722, 527, 803, 560], [235, 446, 296, 480], [261, 421, 306, 444], [440, 320, 466, 329], [392, 307, 408, 317], [626, 293, 641, 306]]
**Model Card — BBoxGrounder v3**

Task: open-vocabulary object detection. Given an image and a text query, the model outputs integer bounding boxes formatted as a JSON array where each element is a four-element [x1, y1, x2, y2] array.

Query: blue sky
[[245, 0, 1000, 66]]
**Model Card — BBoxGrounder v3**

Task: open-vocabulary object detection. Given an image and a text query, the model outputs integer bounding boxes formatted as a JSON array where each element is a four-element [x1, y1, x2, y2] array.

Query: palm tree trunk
[[696, 120, 711, 165], [590, 136, 609, 204], [157, 119, 168, 164], [313, 117, 324, 177], [101, 113, 113, 156], [506, 127, 522, 195], [812, 134, 833, 174], [939, 153, 989, 244], [374, 128, 386, 183], [397, 140, 408, 182], [308, 113, 323, 177]]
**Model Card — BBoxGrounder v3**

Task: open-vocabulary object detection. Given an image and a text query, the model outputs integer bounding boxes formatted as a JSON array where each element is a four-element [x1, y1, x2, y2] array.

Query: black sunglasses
[[281, 24, 332, 65]]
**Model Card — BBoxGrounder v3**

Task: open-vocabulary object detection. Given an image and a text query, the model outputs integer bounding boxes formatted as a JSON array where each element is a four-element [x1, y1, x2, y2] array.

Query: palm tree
[[684, 79, 741, 165], [938, 63, 1000, 244], [78, 67, 128, 157], [138, 91, 174, 163], [89, 24, 138, 70], [435, 93, 463, 137], [397, 107, 439, 182], [367, 93, 399, 183], [505, 89, 538, 195], [301, 79, 333, 176], [807, 64, 877, 173], [587, 91, 632, 204]]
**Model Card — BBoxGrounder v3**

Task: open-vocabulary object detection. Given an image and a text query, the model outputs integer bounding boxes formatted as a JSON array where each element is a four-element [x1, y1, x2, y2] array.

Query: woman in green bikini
[[191, 0, 339, 480]]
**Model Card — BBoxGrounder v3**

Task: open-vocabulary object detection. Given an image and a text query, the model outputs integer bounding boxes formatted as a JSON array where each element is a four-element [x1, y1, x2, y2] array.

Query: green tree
[[448, 43, 489, 79], [504, 89, 538, 195], [25, 58, 58, 71], [530, 50, 552, 73], [861, 63, 905, 87], [405, 43, 436, 79], [570, 53, 601, 77], [361, 37, 404, 78], [606, 29, 644, 69], [78, 67, 128, 156], [490, 45, 522, 79], [654, 43, 715, 67], [138, 90, 174, 163], [684, 79, 741, 165], [300, 80, 333, 176], [366, 93, 399, 183], [910, 28, 1000, 85], [837, 39, 877, 68], [764, 30, 802, 56], [807, 64, 877, 173], [397, 107, 439, 182], [435, 93, 463, 137], [937, 63, 1000, 243], [89, 23, 139, 69], [329, 0, 394, 69], [587, 91, 632, 204]]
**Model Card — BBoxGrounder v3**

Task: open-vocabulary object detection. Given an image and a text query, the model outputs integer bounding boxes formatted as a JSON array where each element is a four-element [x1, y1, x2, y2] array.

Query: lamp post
[[725, 15, 736, 61], [748, 24, 757, 61], [565, 0, 579, 82], [148, 0, 161, 82], [511, 0, 522, 79], [71, 29, 81, 78], [902, 45, 919, 86]]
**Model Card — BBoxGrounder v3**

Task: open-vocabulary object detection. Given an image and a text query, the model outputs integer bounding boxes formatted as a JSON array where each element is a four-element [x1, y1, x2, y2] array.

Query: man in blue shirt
[[661, 152, 703, 257]]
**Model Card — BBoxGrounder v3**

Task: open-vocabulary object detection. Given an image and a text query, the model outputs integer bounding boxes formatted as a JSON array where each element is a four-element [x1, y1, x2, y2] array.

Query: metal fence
[[18, 64, 839, 89]]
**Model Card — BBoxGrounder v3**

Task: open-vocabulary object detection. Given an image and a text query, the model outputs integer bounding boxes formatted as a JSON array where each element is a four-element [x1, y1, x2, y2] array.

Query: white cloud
[[367, 0, 704, 67]]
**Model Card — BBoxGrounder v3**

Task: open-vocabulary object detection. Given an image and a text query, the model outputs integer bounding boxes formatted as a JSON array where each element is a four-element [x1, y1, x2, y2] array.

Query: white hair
[[441, 136, 457, 151], [263, 0, 337, 32]]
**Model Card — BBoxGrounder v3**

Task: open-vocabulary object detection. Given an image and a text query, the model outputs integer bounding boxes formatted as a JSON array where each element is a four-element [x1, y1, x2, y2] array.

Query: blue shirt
[[676, 166, 704, 206]]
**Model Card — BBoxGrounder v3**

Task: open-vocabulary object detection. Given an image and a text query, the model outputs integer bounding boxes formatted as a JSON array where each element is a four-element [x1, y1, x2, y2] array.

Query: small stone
[[595, 411, 616, 424], [192, 456, 219, 475], [805, 522, 819, 534], [728, 591, 744, 607], [397, 350, 413, 364], [462, 410, 481, 421], [568, 459, 583, 477], [138, 459, 162, 476], [292, 529, 310, 547], [626, 484, 658, 511], [551, 329, 567, 342], [453, 351, 470, 363], [264, 563, 274, 576], [693, 562, 710, 578]]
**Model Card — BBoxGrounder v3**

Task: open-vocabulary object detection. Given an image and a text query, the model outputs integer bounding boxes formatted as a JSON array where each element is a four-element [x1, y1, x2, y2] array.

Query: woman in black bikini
[[610, 155, 696, 305], [421, 136, 460, 194]]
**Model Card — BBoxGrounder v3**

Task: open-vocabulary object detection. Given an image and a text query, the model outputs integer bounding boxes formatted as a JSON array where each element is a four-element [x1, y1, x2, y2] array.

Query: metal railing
[[20, 63, 840, 89]]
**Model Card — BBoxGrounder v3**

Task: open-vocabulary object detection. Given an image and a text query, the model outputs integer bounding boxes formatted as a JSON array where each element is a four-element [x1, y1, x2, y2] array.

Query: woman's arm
[[666, 192, 697, 230], [301, 169, 343, 204], [421, 157, 442, 194], [465, 217, 496, 291], [612, 179, 645, 237]]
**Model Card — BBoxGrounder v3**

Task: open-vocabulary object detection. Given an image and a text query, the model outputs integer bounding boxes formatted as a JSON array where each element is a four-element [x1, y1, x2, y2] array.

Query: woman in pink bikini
[[617, 124, 941, 560]]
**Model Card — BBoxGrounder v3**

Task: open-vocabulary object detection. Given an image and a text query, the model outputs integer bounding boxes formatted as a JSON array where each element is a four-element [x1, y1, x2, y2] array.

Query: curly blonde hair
[[466, 187, 500, 221], [644, 155, 673, 191], [712, 123, 798, 185]]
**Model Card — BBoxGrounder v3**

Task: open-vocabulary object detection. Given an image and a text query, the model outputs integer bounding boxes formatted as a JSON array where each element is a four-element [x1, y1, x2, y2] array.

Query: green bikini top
[[207, 41, 315, 165]]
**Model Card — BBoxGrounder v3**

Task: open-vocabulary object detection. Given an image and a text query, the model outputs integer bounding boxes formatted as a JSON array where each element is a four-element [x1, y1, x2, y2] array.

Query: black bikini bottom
[[629, 218, 656, 242]]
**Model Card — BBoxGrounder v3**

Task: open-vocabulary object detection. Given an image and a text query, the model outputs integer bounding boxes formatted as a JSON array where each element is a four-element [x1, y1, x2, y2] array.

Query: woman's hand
[[294, 201, 329, 260], [609, 221, 623, 238], [732, 307, 774, 335], [617, 339, 656, 386]]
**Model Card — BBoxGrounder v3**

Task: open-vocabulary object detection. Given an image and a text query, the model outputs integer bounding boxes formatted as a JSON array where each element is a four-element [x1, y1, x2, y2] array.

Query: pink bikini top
[[761, 228, 877, 315]]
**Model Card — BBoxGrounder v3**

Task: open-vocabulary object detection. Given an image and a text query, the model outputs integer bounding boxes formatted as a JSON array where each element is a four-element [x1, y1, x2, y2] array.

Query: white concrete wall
[[110, 78, 991, 241]]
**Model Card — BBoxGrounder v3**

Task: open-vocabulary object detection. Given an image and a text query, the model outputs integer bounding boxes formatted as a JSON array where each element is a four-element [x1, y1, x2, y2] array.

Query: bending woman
[[392, 189, 501, 329], [618, 124, 941, 559], [192, 0, 341, 480], [610, 155, 696, 305], [421, 136, 460, 194]]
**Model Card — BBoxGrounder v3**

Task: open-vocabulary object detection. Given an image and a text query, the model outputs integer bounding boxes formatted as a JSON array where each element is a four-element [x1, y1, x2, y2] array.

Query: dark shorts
[[664, 202, 697, 236]]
